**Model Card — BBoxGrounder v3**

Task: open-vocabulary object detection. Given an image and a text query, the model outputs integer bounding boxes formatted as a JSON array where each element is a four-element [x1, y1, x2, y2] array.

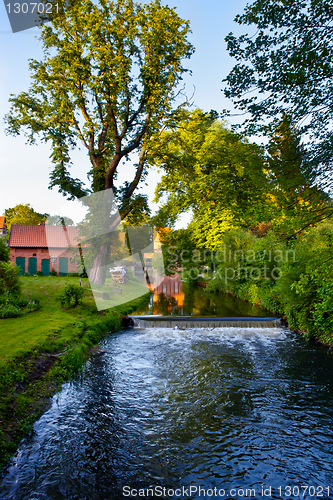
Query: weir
[[130, 316, 282, 329]]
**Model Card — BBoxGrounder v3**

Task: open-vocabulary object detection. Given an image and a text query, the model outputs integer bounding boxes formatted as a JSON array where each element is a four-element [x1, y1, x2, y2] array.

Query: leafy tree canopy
[[5, 204, 48, 235], [47, 215, 74, 226], [223, 0, 333, 185], [5, 0, 194, 222], [266, 115, 332, 236], [149, 109, 271, 249]]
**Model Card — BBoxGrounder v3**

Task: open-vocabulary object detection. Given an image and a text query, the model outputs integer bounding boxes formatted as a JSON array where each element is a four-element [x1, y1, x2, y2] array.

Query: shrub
[[86, 328, 100, 344], [126, 269, 140, 282], [24, 296, 41, 312], [36, 271, 43, 276], [57, 284, 84, 307], [0, 292, 41, 316], [0, 239, 9, 262], [0, 262, 21, 296], [50, 268, 57, 276], [0, 303, 24, 319]]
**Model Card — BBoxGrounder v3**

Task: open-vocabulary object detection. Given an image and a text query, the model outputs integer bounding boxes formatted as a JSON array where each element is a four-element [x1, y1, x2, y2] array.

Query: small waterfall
[[130, 316, 282, 329]]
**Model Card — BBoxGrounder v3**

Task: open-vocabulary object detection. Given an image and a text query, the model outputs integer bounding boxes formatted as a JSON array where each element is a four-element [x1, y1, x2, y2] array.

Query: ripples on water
[[1, 327, 333, 500]]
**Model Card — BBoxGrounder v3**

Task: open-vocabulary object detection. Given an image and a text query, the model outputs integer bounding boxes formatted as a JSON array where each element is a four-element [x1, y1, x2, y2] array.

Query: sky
[[0, 0, 251, 226]]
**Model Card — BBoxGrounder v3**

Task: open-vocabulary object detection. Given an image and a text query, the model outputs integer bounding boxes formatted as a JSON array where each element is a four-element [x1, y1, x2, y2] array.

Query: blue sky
[[0, 0, 250, 224]]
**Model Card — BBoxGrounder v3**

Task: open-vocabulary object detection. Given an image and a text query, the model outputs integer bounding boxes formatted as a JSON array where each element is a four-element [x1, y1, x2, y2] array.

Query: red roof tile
[[9, 225, 80, 248]]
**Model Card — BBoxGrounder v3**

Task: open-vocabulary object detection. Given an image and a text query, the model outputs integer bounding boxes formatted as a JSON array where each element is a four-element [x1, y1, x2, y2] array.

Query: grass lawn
[[0, 276, 93, 366], [0, 276, 150, 366]]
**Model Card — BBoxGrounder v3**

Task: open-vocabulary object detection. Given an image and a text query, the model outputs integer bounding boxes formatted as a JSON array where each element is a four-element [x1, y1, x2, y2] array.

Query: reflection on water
[[1, 327, 333, 500], [135, 275, 274, 317]]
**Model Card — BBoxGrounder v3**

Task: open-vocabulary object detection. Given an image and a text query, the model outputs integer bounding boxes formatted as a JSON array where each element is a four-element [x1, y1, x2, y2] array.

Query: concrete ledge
[[130, 316, 282, 329]]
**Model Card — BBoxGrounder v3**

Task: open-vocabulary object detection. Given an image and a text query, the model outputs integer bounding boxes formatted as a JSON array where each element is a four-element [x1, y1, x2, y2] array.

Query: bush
[[50, 268, 57, 276], [126, 269, 140, 282], [24, 296, 41, 312], [0, 292, 41, 315], [36, 271, 43, 276], [57, 284, 84, 307], [0, 239, 9, 262], [0, 262, 21, 296], [0, 303, 24, 319]]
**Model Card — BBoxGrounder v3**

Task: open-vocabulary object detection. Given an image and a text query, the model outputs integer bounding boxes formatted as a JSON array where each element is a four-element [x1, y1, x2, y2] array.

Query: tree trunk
[[88, 241, 110, 285], [82, 187, 122, 286]]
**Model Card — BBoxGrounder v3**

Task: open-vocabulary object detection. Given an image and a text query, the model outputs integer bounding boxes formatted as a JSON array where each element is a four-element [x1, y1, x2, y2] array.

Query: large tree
[[223, 0, 333, 188], [149, 109, 271, 249], [5, 0, 193, 283], [5, 204, 48, 236], [266, 115, 331, 236]]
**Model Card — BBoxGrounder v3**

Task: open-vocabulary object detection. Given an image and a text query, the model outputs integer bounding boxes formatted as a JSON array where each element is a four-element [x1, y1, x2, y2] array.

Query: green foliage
[[0, 262, 21, 296], [122, 194, 151, 226], [50, 268, 57, 276], [125, 269, 140, 283], [149, 109, 271, 248], [266, 116, 331, 235], [57, 284, 84, 307], [46, 215, 74, 226], [208, 222, 333, 342], [0, 292, 41, 318], [157, 227, 197, 275], [223, 0, 333, 184], [0, 239, 9, 262], [4, 204, 48, 235], [0, 303, 24, 319], [274, 223, 333, 336], [60, 344, 89, 376]]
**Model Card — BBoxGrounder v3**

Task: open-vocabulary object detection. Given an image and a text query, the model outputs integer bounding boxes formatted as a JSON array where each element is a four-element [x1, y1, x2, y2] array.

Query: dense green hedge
[[207, 223, 333, 343]]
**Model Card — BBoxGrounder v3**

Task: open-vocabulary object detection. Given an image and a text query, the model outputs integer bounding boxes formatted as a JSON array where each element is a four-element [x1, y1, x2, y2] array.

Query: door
[[28, 257, 37, 275], [16, 256, 25, 275], [59, 257, 68, 276], [41, 258, 50, 276]]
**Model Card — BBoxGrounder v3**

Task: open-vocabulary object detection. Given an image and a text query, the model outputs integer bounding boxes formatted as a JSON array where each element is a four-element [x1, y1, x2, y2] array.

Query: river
[[1, 288, 333, 500]]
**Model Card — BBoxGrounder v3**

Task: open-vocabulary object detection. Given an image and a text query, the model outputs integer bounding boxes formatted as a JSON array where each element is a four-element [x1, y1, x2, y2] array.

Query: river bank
[[194, 226, 333, 347], [202, 279, 333, 348], [0, 276, 151, 473]]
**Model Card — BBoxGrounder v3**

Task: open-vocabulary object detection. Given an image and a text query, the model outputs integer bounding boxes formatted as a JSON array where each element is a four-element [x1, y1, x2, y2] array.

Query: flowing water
[[1, 289, 333, 500]]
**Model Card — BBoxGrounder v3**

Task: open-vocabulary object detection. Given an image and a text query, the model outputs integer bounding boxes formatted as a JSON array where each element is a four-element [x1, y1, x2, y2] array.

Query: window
[[50, 257, 57, 264]]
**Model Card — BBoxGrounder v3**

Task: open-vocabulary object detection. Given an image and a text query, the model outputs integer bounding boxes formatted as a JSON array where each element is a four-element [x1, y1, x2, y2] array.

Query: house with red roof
[[8, 224, 82, 275]]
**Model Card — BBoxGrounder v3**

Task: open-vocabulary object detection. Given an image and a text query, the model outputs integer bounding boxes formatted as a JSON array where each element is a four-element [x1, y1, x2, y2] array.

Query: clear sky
[[0, 0, 250, 225]]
